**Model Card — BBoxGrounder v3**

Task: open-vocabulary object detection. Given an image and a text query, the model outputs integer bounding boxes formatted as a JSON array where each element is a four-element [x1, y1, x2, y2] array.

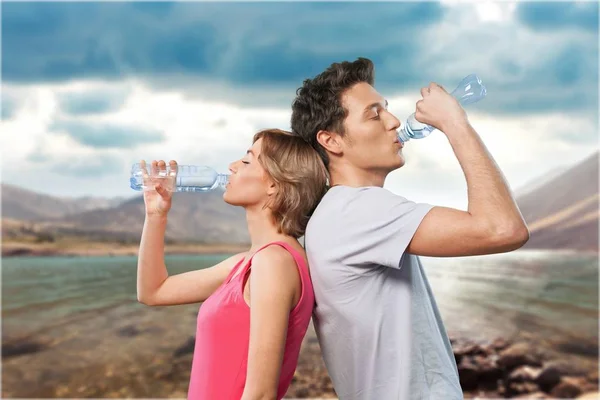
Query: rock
[[2, 339, 48, 358], [506, 381, 540, 396], [458, 357, 480, 391], [458, 355, 503, 392], [116, 325, 142, 337], [535, 360, 587, 392], [173, 337, 195, 358], [473, 355, 503, 389], [509, 366, 542, 383], [498, 343, 541, 371], [551, 376, 586, 398], [535, 365, 562, 392], [488, 337, 510, 352], [542, 359, 587, 376], [454, 342, 488, 358]]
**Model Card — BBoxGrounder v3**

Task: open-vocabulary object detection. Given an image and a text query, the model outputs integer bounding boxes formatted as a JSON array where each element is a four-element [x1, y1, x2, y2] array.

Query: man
[[290, 57, 529, 399]]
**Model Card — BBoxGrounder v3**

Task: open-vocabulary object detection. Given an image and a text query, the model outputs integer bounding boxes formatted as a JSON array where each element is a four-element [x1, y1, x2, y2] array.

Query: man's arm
[[406, 83, 529, 257]]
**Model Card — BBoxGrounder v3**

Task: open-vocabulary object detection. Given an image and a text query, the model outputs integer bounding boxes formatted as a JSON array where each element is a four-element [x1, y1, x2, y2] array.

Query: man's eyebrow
[[363, 99, 389, 114]]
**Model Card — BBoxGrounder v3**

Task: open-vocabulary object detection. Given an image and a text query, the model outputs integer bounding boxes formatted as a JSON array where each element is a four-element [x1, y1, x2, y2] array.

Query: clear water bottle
[[130, 163, 230, 192], [397, 74, 487, 143]]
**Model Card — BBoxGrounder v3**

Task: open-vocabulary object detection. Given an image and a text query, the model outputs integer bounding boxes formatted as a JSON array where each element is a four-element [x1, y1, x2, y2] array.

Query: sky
[[1, 1, 598, 209]]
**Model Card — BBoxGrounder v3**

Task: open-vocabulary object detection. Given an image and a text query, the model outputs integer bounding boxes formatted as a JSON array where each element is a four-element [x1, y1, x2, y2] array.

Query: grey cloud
[[58, 89, 129, 115], [50, 120, 165, 149]]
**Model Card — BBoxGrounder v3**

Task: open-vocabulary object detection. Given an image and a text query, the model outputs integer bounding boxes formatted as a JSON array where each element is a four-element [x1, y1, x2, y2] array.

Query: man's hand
[[414, 82, 468, 134]]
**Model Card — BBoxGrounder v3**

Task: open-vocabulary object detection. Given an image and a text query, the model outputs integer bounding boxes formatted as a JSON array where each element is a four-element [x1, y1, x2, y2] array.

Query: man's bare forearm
[[443, 121, 528, 236], [137, 215, 169, 304]]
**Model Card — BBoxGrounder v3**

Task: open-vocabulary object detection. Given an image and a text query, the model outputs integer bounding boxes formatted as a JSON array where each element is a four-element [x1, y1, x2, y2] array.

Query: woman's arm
[[137, 215, 247, 306], [241, 246, 301, 400], [136, 159, 247, 306]]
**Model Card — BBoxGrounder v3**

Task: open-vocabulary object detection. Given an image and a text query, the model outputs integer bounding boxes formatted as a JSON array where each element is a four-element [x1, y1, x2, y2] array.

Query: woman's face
[[223, 138, 274, 208]]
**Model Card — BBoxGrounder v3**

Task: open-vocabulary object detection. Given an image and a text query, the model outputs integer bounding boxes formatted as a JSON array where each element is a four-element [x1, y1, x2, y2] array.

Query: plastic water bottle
[[397, 74, 487, 143], [130, 163, 230, 192]]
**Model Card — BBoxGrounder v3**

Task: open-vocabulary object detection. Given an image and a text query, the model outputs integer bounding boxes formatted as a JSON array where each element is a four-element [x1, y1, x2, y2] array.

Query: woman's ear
[[266, 181, 277, 196], [316, 129, 343, 156]]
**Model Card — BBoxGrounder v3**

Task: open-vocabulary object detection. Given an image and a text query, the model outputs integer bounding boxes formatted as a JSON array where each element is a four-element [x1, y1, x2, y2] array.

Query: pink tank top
[[187, 241, 315, 400]]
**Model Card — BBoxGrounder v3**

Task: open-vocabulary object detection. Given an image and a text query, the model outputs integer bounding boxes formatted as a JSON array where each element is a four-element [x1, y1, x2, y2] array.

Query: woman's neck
[[245, 206, 291, 252]]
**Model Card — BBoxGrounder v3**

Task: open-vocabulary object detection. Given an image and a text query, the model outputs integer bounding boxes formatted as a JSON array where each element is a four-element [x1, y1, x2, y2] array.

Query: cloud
[[1, 2, 442, 87], [48, 153, 125, 177], [26, 148, 124, 178], [409, 4, 598, 118], [49, 120, 164, 149], [1, 94, 17, 120], [58, 88, 129, 115], [1, 2, 598, 202], [515, 2, 599, 31], [2, 2, 597, 119]]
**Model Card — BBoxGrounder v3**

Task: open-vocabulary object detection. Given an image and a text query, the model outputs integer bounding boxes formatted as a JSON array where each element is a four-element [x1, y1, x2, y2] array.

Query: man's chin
[[394, 154, 406, 169]]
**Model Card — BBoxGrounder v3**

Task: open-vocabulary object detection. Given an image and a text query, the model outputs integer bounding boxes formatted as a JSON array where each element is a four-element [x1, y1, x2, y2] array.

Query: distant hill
[[2, 151, 598, 250], [1, 184, 125, 220], [515, 151, 598, 252], [1, 183, 249, 245], [514, 165, 565, 198], [56, 191, 249, 244]]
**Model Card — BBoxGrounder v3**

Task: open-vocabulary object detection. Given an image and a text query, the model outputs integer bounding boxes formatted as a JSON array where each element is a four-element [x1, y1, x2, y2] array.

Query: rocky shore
[[284, 334, 599, 399], [2, 315, 597, 399], [450, 337, 598, 399]]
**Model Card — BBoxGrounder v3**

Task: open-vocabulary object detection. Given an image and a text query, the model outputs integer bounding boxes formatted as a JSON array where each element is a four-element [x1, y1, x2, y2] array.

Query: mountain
[[514, 165, 565, 198], [55, 191, 249, 244], [515, 151, 598, 252], [1, 183, 126, 220], [2, 151, 598, 250], [1, 183, 249, 245]]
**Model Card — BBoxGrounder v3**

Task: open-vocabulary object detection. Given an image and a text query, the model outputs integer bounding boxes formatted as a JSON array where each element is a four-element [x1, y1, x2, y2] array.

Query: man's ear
[[316, 129, 343, 156]]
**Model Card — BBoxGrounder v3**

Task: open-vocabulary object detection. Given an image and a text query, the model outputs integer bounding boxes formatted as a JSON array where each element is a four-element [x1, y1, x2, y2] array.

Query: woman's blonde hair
[[253, 128, 329, 238]]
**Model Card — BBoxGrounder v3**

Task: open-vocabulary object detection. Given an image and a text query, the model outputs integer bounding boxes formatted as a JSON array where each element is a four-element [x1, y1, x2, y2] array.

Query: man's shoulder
[[315, 186, 407, 211]]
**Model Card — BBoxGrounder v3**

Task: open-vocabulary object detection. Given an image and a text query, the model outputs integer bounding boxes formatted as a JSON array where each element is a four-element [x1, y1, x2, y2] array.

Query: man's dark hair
[[291, 57, 375, 167]]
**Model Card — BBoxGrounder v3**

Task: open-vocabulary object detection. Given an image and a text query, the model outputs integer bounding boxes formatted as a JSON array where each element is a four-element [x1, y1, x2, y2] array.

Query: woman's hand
[[141, 159, 177, 217]]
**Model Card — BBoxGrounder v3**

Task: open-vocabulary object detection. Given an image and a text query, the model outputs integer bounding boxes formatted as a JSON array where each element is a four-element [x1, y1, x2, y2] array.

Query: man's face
[[339, 82, 405, 173]]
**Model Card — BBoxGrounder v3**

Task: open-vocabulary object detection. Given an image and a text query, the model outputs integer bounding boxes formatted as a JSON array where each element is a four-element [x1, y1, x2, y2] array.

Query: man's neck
[[328, 163, 387, 188]]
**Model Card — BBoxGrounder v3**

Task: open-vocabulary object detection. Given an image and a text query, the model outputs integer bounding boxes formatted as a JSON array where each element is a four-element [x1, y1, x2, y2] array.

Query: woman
[[136, 128, 328, 400]]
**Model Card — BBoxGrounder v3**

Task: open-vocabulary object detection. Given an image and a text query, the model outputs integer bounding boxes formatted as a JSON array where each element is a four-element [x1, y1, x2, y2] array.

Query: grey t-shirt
[[304, 186, 463, 400]]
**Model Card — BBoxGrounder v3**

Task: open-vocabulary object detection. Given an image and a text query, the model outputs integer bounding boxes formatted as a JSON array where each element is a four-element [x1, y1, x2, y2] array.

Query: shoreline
[[1, 241, 249, 258], [3, 240, 598, 258]]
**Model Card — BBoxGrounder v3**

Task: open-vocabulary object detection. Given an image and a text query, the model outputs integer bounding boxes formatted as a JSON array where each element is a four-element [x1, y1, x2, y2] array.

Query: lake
[[2, 250, 598, 397]]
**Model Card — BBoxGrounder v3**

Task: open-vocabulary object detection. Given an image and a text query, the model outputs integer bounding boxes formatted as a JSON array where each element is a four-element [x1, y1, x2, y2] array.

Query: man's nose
[[385, 111, 401, 131]]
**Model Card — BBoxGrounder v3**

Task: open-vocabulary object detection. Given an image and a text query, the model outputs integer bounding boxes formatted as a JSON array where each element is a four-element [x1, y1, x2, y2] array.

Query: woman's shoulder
[[254, 243, 299, 267], [251, 242, 307, 276]]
